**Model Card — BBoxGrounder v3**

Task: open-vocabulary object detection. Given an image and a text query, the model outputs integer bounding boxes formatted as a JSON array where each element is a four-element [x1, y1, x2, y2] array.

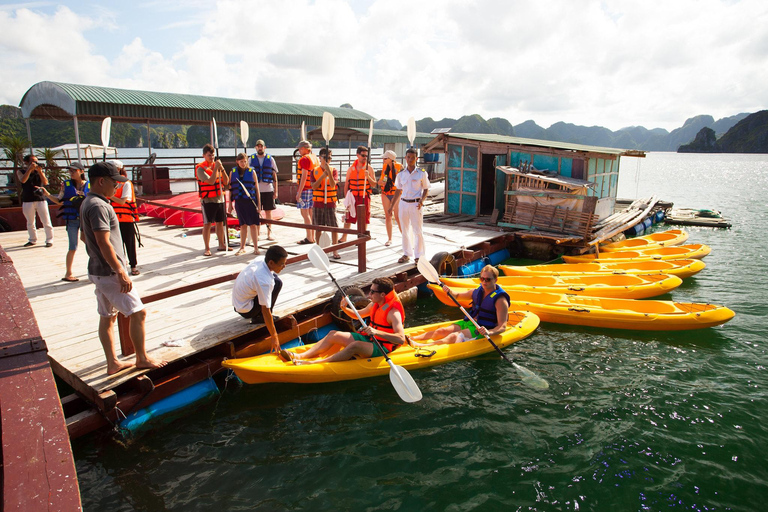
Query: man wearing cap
[[249, 139, 278, 241], [295, 140, 317, 245], [80, 161, 166, 375], [40, 161, 89, 281], [18, 154, 54, 247], [378, 149, 402, 246], [389, 147, 430, 264]]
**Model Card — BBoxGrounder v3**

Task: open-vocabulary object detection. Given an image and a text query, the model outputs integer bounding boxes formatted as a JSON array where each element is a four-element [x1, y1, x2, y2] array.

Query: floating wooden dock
[[0, 202, 509, 438]]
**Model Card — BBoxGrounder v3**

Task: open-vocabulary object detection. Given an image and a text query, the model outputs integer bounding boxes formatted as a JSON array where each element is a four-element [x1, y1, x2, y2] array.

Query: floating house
[[422, 133, 645, 247]]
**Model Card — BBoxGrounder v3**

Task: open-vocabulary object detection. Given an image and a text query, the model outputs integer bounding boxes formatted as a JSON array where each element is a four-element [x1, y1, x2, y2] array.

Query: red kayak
[[140, 192, 284, 228]]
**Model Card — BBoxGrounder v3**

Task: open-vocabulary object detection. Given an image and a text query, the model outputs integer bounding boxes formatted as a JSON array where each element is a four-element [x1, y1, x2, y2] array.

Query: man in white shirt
[[232, 245, 288, 353], [388, 148, 430, 264]]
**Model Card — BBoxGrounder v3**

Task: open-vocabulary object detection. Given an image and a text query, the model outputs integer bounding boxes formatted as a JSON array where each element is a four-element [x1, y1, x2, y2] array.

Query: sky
[[1, 0, 767, 132]]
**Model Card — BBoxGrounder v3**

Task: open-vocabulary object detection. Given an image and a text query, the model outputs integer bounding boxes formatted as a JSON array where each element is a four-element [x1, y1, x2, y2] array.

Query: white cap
[[110, 159, 124, 169], [382, 150, 397, 160]]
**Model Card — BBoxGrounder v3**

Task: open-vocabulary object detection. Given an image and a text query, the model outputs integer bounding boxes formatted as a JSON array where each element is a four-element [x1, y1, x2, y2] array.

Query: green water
[[74, 153, 767, 511]]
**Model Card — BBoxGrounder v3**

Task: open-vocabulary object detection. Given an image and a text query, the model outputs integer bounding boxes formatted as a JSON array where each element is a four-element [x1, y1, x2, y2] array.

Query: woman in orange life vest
[[338, 145, 376, 243], [109, 160, 142, 276], [228, 153, 261, 256], [282, 277, 405, 364], [40, 161, 89, 281], [311, 147, 341, 259], [409, 265, 509, 347], [378, 149, 402, 246]]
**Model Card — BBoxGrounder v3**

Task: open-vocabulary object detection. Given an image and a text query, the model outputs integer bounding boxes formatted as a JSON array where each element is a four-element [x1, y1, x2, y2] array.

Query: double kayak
[[429, 285, 734, 331], [222, 311, 540, 384], [599, 228, 689, 252], [439, 273, 682, 299], [499, 259, 706, 280], [562, 244, 711, 263]]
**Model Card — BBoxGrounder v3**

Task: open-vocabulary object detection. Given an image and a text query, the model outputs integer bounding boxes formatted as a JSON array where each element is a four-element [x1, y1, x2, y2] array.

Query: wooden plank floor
[[0, 200, 499, 396]]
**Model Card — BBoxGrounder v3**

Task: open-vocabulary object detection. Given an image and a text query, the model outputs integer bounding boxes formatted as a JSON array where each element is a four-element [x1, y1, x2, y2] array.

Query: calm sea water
[[73, 153, 767, 511]]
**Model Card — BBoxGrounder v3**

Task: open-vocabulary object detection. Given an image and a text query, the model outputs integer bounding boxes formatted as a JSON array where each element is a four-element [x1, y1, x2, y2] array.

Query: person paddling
[[410, 265, 509, 346], [283, 277, 405, 364]]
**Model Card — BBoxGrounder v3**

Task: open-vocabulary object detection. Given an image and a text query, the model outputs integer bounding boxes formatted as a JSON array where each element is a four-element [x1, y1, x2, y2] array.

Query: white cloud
[[1, 0, 767, 132]]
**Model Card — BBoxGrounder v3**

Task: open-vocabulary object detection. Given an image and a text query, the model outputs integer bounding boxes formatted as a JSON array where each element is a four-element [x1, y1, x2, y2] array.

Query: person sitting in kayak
[[282, 277, 405, 364], [410, 265, 509, 347]]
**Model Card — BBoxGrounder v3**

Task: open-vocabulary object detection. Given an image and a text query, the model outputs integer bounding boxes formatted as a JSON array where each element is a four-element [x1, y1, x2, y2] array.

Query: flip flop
[[204, 250, 212, 256], [332, 253, 341, 259], [131, 268, 140, 276], [61, 277, 79, 282], [217, 247, 228, 251], [385, 240, 392, 247], [297, 238, 312, 245]]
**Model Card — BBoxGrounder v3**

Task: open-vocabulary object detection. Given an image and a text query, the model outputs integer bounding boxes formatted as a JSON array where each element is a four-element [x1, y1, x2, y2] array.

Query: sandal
[[61, 276, 79, 282], [235, 248, 246, 256], [398, 255, 410, 264], [385, 240, 392, 247], [204, 249, 212, 257], [131, 268, 140, 276], [332, 253, 341, 260], [297, 238, 312, 245], [278, 349, 294, 362], [253, 249, 261, 255]]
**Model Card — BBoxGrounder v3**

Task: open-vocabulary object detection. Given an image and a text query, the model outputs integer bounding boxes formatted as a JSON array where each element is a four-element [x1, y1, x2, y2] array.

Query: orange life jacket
[[111, 182, 139, 222], [347, 160, 371, 198], [197, 161, 221, 199], [312, 165, 337, 204], [380, 161, 402, 196], [368, 290, 405, 351], [298, 153, 320, 191]]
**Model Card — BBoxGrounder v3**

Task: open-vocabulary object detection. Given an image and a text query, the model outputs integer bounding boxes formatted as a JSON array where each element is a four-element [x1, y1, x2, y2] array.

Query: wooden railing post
[[357, 203, 367, 273], [117, 313, 135, 356]]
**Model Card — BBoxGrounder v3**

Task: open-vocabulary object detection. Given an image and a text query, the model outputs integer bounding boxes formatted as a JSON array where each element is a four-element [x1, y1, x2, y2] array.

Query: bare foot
[[136, 357, 168, 370], [107, 360, 134, 375]]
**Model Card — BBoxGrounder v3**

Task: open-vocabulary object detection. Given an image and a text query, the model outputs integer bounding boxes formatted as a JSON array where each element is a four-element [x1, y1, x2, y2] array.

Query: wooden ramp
[[0, 203, 499, 404]]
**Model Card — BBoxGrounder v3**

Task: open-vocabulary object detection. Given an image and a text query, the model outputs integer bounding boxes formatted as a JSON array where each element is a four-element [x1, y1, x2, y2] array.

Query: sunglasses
[[368, 288, 382, 294], [479, 276, 494, 282]]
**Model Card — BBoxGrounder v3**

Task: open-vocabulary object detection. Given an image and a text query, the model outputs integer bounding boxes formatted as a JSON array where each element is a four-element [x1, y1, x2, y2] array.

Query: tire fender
[[429, 251, 458, 277]]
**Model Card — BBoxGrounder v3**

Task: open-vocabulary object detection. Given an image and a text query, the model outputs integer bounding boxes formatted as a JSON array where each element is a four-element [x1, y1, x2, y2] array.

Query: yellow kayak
[[429, 284, 734, 331], [222, 311, 541, 384], [439, 273, 682, 299], [499, 259, 706, 280], [562, 244, 711, 263], [600, 229, 689, 252]]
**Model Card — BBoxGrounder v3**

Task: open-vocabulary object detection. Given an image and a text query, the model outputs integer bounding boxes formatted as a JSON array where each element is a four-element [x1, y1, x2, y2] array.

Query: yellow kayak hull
[[499, 259, 706, 280], [222, 311, 541, 384], [562, 244, 711, 263], [439, 273, 682, 299], [429, 285, 734, 331], [599, 229, 689, 252]]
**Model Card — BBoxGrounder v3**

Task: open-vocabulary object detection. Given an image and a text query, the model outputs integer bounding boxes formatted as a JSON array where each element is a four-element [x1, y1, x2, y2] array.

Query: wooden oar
[[101, 117, 112, 161], [321, 112, 335, 203], [307, 244, 422, 403], [417, 258, 549, 389]]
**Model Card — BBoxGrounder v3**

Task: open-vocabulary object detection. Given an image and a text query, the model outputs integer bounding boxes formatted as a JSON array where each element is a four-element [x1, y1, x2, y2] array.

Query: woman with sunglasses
[[410, 265, 509, 346]]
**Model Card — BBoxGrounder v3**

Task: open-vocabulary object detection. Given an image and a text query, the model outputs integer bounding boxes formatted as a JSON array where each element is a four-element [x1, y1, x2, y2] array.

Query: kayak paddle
[[407, 117, 416, 149], [240, 120, 249, 157], [307, 244, 422, 403], [417, 258, 549, 389], [212, 117, 228, 251], [321, 112, 335, 203], [101, 117, 112, 161]]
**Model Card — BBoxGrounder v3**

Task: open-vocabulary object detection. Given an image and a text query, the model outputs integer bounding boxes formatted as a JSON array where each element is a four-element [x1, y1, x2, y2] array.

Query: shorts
[[234, 198, 260, 226], [351, 332, 392, 357], [260, 191, 276, 211], [202, 201, 226, 224], [65, 219, 80, 251], [344, 195, 371, 224], [89, 273, 145, 317], [297, 189, 313, 210], [454, 319, 480, 341], [312, 204, 338, 227]]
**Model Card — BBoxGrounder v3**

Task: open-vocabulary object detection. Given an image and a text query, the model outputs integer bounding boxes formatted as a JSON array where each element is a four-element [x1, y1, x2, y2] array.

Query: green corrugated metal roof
[[19, 81, 373, 128], [433, 132, 644, 156], [346, 127, 434, 145]]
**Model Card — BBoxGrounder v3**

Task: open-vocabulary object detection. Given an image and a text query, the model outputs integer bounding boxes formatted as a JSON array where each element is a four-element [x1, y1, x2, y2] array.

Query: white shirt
[[394, 167, 430, 201], [232, 259, 276, 313]]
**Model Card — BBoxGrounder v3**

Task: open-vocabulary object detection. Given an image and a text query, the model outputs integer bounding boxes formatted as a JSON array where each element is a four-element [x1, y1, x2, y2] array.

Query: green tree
[[36, 147, 66, 191], [1, 133, 31, 197]]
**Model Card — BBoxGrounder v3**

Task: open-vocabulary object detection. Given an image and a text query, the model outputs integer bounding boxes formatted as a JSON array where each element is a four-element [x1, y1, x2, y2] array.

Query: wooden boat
[[222, 311, 540, 384], [438, 273, 682, 299], [562, 244, 711, 263], [599, 229, 688, 252], [499, 259, 706, 280], [428, 285, 734, 331], [665, 208, 732, 228]]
